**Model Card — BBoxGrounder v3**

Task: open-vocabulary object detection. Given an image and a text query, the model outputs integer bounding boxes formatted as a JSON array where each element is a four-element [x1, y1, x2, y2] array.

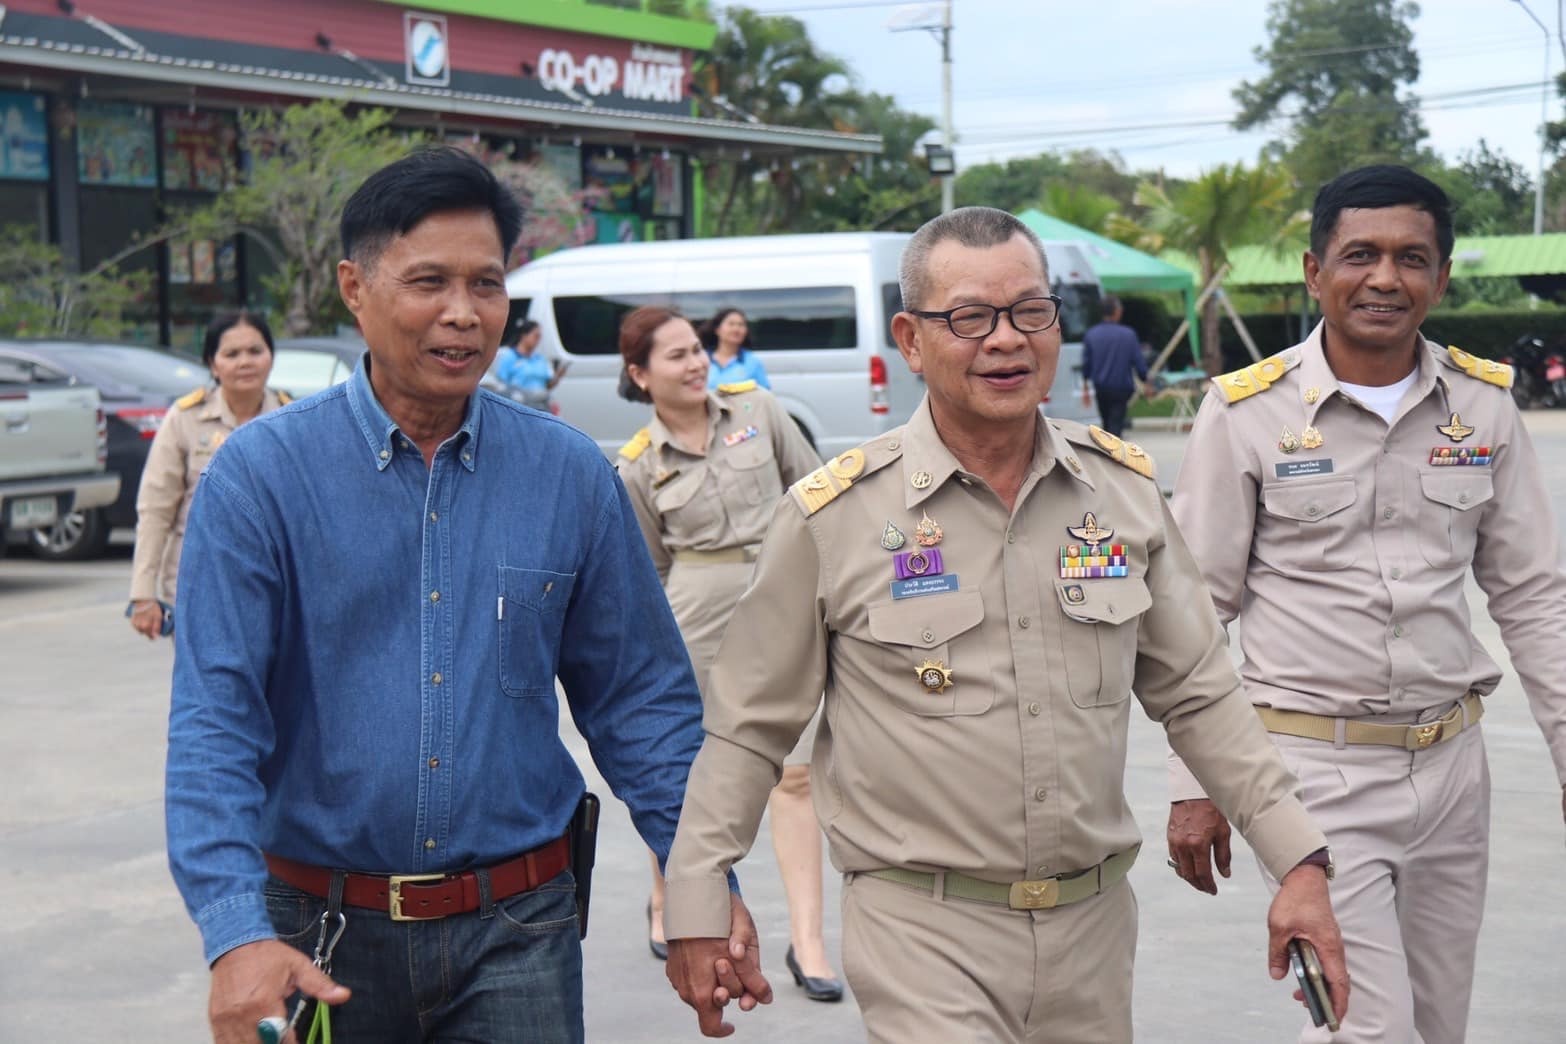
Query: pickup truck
[[0, 355, 119, 557]]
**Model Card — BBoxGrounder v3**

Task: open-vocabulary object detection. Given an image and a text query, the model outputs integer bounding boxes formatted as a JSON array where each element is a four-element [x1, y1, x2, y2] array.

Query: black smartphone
[[568, 792, 600, 939], [1288, 938, 1339, 1032]]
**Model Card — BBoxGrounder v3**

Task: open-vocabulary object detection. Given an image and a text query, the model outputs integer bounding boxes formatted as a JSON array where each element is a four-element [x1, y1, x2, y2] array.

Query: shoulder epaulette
[[1212, 351, 1300, 404], [174, 387, 206, 411], [1445, 345, 1513, 390], [717, 380, 758, 395], [1081, 425, 1157, 481], [618, 428, 651, 462], [275, 388, 293, 405], [788, 436, 900, 516]]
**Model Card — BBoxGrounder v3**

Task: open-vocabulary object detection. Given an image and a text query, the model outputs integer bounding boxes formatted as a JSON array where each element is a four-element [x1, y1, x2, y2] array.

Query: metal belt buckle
[[1008, 878, 1060, 910], [388, 873, 446, 921], [1410, 721, 1444, 750]]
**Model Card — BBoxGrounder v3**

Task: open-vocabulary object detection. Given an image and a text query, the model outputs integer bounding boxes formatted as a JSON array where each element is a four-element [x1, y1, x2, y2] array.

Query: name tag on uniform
[[890, 574, 960, 599], [1275, 458, 1334, 479]]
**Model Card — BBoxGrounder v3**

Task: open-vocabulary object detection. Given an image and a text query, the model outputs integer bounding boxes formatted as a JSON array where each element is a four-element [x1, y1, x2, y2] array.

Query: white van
[[503, 232, 1103, 458]]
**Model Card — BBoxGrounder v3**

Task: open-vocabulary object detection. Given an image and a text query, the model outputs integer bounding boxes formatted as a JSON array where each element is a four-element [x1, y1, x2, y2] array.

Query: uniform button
[[428, 757, 439, 769], [1006, 531, 1015, 544], [378, 449, 390, 461], [1458, 492, 1470, 504], [424, 838, 436, 850], [1035, 865, 1049, 877], [922, 629, 934, 643], [431, 672, 442, 685], [1027, 701, 1041, 716], [1390, 567, 1402, 580], [1384, 507, 1395, 520], [430, 590, 441, 603], [1018, 616, 1030, 629], [888, 439, 900, 451], [1305, 505, 1320, 517], [1034, 787, 1048, 801], [429, 511, 439, 522], [1393, 624, 1405, 638]]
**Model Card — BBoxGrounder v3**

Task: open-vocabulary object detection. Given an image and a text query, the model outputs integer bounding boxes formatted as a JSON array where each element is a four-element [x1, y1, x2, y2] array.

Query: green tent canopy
[[1163, 233, 1566, 289]]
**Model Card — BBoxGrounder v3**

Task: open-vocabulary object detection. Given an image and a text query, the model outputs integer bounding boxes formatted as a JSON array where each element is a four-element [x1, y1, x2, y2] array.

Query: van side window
[[882, 283, 903, 347], [675, 287, 857, 351], [1054, 283, 1102, 343], [554, 293, 674, 355]]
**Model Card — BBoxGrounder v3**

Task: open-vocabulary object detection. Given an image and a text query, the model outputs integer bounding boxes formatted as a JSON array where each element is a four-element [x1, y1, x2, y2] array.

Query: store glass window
[[77, 101, 156, 187], [0, 91, 51, 239]]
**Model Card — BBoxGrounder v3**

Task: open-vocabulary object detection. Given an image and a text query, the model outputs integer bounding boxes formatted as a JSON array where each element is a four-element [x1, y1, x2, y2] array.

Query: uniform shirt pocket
[[1416, 471, 1493, 568], [867, 590, 993, 717], [1259, 478, 1359, 572], [719, 438, 782, 508], [497, 566, 577, 697], [653, 469, 724, 547], [1055, 578, 1153, 708]]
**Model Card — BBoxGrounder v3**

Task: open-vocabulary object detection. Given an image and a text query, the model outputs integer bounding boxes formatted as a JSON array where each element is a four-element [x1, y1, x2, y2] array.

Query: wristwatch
[[1296, 846, 1335, 880]]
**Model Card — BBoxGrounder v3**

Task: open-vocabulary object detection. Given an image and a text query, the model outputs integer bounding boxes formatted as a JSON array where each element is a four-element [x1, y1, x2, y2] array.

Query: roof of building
[[1163, 233, 1566, 288]]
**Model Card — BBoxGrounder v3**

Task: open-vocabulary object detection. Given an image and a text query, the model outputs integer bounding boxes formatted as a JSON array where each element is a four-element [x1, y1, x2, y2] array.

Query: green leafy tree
[[178, 100, 417, 335], [1038, 183, 1121, 234], [0, 225, 152, 338], [1424, 141, 1534, 236], [791, 90, 939, 233], [956, 155, 1069, 212], [1235, 0, 1426, 189], [1112, 162, 1306, 375]]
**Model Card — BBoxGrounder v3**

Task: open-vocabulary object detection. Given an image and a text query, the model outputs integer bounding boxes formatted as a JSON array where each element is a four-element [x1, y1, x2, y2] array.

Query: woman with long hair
[[615, 305, 843, 1002]]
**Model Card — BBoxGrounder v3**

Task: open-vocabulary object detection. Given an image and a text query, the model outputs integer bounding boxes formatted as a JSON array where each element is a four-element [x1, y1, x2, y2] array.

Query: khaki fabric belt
[[864, 844, 1140, 911], [1257, 692, 1483, 752], [671, 545, 760, 564]]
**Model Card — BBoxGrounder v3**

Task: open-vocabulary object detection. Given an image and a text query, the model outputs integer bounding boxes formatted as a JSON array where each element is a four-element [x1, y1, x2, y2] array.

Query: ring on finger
[[1166, 858, 1180, 871]]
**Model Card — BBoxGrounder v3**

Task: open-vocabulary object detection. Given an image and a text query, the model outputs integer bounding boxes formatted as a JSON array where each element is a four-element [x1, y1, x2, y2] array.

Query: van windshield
[[553, 286, 858, 355]]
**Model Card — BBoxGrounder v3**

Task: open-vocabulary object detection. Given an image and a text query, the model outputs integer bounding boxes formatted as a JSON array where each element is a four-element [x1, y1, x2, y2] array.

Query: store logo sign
[[538, 44, 685, 103], [405, 12, 450, 87]]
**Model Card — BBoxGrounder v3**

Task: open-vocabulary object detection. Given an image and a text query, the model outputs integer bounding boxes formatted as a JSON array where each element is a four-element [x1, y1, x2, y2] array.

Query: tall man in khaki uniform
[[662, 207, 1349, 1042], [1167, 165, 1566, 1043]]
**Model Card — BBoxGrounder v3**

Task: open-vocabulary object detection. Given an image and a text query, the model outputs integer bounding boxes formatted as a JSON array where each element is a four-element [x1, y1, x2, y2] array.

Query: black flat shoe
[[647, 900, 668, 961], [785, 945, 843, 1003]]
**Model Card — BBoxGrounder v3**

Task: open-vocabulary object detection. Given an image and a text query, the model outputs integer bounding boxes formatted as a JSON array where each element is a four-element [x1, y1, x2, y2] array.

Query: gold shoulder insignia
[[1446, 345, 1513, 390], [174, 386, 207, 411], [618, 428, 651, 462], [275, 389, 293, 405], [1086, 425, 1156, 480], [788, 441, 896, 516], [1212, 351, 1301, 404], [717, 380, 758, 395]]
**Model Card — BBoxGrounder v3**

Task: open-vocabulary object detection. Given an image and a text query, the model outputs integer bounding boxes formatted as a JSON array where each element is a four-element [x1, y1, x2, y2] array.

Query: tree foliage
[[0, 226, 152, 338], [1235, 0, 1426, 188]]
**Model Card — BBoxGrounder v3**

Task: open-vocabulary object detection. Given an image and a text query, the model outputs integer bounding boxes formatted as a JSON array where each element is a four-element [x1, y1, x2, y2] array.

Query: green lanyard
[[305, 1000, 332, 1044]]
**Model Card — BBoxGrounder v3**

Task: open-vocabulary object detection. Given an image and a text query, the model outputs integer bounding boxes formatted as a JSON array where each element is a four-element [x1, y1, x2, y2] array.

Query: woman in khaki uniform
[[127, 312, 288, 639], [615, 306, 844, 999]]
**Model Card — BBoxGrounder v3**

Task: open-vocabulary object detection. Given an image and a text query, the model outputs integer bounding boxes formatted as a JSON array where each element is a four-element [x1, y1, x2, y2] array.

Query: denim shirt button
[[430, 590, 441, 603]]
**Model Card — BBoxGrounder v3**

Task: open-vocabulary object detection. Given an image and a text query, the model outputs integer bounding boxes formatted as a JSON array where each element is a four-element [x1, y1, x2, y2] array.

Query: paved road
[[3, 413, 1565, 1042]]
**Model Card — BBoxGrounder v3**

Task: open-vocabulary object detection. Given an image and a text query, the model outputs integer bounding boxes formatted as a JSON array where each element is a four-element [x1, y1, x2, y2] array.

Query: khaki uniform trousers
[[665, 557, 818, 765], [841, 870, 1137, 1044], [1262, 715, 1490, 1044]]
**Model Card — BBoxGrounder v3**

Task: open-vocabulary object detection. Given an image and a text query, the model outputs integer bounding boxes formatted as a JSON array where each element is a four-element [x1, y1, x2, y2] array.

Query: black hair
[[202, 310, 274, 369], [340, 146, 524, 268], [1310, 165, 1454, 262], [517, 319, 540, 337], [697, 308, 752, 352], [1100, 294, 1122, 319]]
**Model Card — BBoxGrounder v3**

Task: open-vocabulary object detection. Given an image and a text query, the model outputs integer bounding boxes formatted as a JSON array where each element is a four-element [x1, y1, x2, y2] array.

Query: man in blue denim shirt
[[165, 148, 759, 1044]]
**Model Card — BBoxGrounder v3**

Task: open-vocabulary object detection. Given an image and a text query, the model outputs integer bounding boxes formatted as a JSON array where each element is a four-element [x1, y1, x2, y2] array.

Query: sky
[[716, 0, 1561, 182]]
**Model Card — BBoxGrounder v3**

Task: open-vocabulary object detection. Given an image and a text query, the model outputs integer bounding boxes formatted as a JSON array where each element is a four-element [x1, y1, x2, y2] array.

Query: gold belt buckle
[[1008, 878, 1060, 910], [388, 873, 447, 921], [1411, 721, 1444, 750]]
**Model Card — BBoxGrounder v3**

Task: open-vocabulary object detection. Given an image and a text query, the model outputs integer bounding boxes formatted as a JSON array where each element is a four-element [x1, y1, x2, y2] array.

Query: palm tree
[[1039, 183, 1121, 236], [1112, 162, 1305, 375]]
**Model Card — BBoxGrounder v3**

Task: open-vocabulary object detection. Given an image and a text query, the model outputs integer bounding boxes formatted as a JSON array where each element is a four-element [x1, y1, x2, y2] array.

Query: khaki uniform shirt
[[616, 384, 820, 578], [663, 397, 1325, 939], [129, 385, 289, 602], [1170, 325, 1566, 798]]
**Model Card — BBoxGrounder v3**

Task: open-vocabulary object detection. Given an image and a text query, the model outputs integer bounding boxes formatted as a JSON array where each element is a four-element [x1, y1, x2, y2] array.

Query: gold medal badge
[[916, 659, 953, 693]]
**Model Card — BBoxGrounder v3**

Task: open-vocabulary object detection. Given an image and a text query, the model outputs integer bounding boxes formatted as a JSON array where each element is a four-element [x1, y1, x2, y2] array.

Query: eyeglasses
[[907, 295, 1063, 340]]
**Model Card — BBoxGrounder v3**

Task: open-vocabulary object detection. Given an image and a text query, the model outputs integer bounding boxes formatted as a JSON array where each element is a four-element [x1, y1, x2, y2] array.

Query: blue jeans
[[264, 869, 583, 1043]]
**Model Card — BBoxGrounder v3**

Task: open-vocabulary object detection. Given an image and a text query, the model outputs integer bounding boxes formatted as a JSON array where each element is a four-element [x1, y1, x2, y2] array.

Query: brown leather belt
[[1257, 692, 1484, 752], [265, 834, 571, 922]]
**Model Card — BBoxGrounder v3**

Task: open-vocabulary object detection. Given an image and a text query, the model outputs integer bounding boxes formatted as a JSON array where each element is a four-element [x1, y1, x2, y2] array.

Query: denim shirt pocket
[[498, 566, 578, 697]]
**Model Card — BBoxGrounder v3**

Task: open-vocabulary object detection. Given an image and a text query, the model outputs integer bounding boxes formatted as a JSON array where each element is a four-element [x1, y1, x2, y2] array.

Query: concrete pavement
[[2, 413, 1565, 1041]]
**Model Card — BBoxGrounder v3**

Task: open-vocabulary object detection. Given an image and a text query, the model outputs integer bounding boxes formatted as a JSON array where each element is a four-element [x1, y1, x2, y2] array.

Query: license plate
[[9, 495, 58, 528], [1547, 363, 1565, 380]]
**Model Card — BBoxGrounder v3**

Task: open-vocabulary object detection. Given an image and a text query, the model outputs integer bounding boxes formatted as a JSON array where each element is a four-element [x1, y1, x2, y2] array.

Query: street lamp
[[890, 2, 955, 213], [1512, 0, 1550, 234], [924, 142, 956, 177]]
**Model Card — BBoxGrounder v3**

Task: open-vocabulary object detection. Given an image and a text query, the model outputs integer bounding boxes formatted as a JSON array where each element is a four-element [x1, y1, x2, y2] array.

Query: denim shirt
[[705, 350, 771, 390], [166, 359, 704, 964]]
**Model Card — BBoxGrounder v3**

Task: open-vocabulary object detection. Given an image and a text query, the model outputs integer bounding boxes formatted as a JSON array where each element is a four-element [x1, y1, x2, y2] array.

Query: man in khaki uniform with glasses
[[1167, 165, 1566, 1043], [660, 207, 1349, 1042]]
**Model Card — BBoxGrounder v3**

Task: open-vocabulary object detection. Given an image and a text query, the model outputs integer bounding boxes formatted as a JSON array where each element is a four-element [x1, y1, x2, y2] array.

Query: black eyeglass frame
[[905, 294, 1064, 340]]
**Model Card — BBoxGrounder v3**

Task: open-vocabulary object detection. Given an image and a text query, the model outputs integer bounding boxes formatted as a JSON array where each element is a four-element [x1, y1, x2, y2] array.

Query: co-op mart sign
[[538, 43, 686, 104]]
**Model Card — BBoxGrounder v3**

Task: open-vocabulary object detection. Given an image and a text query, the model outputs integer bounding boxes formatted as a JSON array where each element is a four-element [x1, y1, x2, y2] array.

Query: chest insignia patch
[[916, 659, 953, 694], [1300, 426, 1324, 451], [723, 425, 760, 447], [880, 520, 907, 551], [1437, 412, 1475, 443], [1060, 544, 1129, 579], [914, 511, 944, 547], [893, 547, 943, 580], [1278, 426, 1301, 454], [1428, 446, 1492, 466], [1067, 511, 1113, 549]]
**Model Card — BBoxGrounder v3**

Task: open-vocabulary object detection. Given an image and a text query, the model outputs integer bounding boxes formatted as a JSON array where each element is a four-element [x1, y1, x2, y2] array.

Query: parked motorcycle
[[1498, 335, 1566, 409]]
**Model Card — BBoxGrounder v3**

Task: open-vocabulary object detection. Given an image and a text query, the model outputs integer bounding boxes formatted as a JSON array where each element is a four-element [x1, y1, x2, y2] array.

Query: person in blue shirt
[[1080, 295, 1149, 436], [701, 307, 772, 389], [164, 147, 762, 1043], [494, 319, 567, 410]]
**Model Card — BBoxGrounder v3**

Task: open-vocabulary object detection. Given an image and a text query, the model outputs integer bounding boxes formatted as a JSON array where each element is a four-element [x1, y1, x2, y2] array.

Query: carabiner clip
[[311, 910, 347, 971]]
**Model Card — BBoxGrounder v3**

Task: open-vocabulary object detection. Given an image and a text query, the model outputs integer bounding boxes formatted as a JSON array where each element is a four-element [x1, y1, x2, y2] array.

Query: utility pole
[[939, 0, 954, 214], [1514, 0, 1550, 234]]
